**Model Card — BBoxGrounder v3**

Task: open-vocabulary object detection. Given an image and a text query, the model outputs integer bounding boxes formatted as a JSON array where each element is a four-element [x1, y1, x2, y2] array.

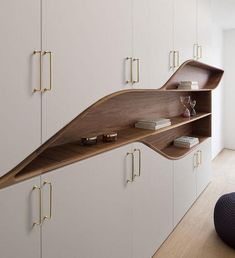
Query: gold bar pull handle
[[125, 57, 133, 84], [43, 181, 53, 221], [126, 152, 134, 183], [198, 45, 202, 59], [193, 44, 198, 60], [174, 51, 180, 68], [43, 51, 52, 92], [134, 148, 141, 177], [32, 185, 42, 226], [33, 50, 42, 93], [133, 58, 140, 84], [193, 153, 198, 169], [197, 150, 202, 165], [169, 51, 175, 70]]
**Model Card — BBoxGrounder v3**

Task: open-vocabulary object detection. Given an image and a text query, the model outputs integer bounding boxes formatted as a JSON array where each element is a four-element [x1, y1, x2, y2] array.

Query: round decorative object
[[102, 132, 118, 143], [214, 192, 235, 249]]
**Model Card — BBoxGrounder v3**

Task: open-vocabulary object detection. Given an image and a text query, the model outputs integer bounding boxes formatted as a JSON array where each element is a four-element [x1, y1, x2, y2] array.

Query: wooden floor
[[153, 149, 235, 258]]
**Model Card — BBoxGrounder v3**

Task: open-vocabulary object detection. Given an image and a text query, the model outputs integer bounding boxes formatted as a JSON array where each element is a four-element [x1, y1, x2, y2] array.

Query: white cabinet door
[[133, 0, 174, 89], [197, 0, 212, 64], [0, 0, 41, 176], [196, 138, 212, 197], [132, 143, 173, 258], [0, 177, 41, 258], [174, 0, 197, 65], [42, 145, 133, 258], [173, 150, 197, 227], [42, 0, 132, 142]]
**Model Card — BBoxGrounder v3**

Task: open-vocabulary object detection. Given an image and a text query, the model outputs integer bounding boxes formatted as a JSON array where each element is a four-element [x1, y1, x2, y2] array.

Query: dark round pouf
[[214, 192, 235, 249]]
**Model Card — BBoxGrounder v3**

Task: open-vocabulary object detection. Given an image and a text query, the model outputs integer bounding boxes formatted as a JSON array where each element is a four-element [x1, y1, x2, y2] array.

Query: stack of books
[[135, 118, 171, 130], [178, 81, 199, 90], [174, 136, 199, 149]]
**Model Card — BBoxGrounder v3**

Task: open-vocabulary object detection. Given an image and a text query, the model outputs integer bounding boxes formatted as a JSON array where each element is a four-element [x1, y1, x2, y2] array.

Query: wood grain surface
[[0, 60, 223, 189]]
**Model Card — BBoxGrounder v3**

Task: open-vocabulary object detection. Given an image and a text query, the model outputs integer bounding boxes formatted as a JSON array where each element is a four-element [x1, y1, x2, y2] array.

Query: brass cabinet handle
[[134, 148, 141, 177], [197, 150, 202, 165], [33, 50, 43, 93], [193, 153, 198, 169], [169, 51, 175, 70], [126, 57, 133, 84], [174, 51, 180, 68], [193, 44, 198, 60], [126, 152, 134, 183], [43, 51, 53, 92], [43, 181, 53, 221], [197, 45, 202, 59], [32, 185, 42, 226], [133, 58, 140, 84]]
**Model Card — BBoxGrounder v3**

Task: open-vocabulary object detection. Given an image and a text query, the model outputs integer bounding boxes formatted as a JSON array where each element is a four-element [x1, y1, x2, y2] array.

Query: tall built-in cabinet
[[0, 0, 218, 258]]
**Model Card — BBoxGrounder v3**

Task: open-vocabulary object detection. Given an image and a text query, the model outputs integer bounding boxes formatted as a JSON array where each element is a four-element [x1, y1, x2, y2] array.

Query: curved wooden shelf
[[160, 60, 223, 90], [0, 60, 223, 189]]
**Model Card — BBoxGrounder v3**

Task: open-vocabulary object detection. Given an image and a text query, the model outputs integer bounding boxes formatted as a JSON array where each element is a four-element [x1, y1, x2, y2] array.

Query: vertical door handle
[[126, 152, 134, 183], [134, 148, 141, 177], [43, 181, 53, 221], [193, 44, 198, 60], [197, 45, 202, 59], [33, 50, 43, 93], [133, 58, 140, 84], [174, 51, 180, 68], [193, 153, 198, 169], [169, 51, 175, 70], [32, 185, 42, 226], [197, 150, 202, 165], [43, 51, 53, 92], [125, 57, 133, 84]]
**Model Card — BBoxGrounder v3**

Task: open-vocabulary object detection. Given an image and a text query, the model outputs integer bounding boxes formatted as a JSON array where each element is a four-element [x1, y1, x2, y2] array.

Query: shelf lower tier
[[143, 136, 208, 160], [13, 113, 211, 182]]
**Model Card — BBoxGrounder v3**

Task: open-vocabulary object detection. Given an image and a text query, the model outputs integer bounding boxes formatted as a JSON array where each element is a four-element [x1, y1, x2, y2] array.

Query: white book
[[174, 141, 199, 149], [135, 121, 171, 130], [137, 118, 171, 126], [174, 139, 199, 146], [179, 81, 198, 85], [174, 136, 199, 144], [178, 85, 199, 90]]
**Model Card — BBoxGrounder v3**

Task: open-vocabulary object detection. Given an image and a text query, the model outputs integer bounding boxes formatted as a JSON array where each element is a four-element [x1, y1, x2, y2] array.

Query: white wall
[[212, 0, 235, 30], [211, 25, 224, 159], [210, 1, 225, 159], [223, 29, 235, 149]]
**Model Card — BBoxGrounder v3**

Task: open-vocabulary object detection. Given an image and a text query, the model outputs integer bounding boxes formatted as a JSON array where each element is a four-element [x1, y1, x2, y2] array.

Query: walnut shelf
[[15, 113, 211, 180], [0, 60, 223, 189]]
